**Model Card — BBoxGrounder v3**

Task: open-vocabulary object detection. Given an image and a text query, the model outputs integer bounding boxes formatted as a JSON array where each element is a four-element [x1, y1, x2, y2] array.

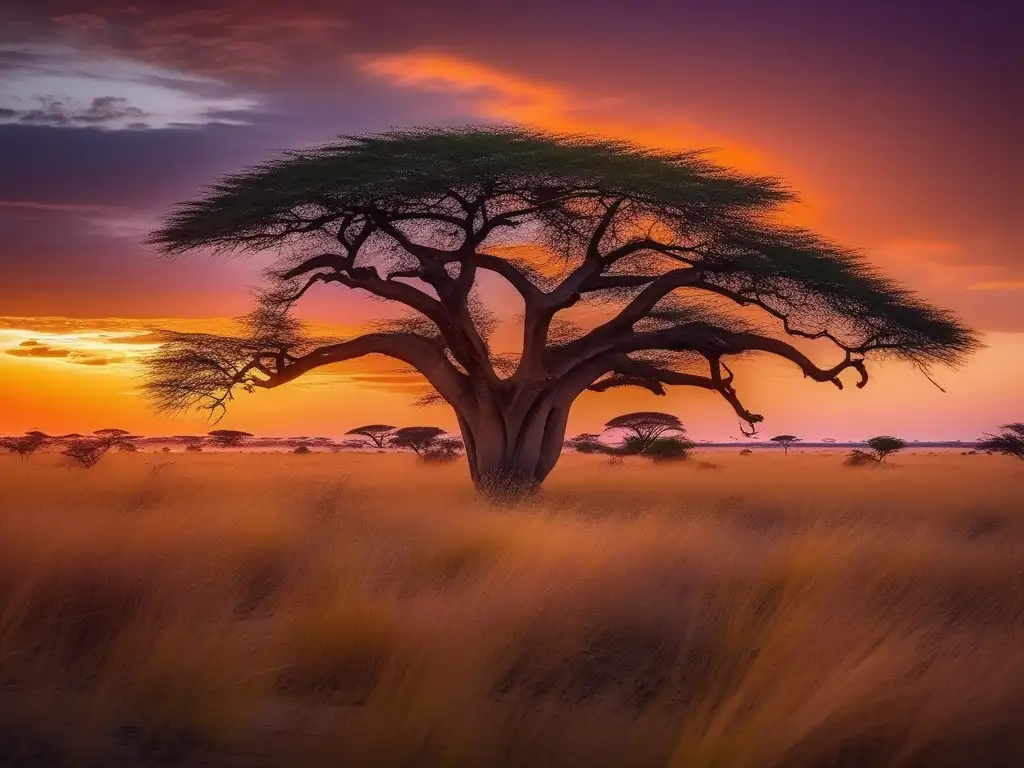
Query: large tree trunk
[[454, 383, 571, 502]]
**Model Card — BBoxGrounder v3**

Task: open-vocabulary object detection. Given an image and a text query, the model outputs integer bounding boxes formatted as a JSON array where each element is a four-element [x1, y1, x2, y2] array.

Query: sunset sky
[[0, 0, 1018, 441]]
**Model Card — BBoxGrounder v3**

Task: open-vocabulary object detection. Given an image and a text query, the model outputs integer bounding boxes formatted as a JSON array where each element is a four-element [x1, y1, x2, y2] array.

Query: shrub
[[293, 446, 312, 454], [644, 437, 693, 462], [844, 449, 877, 467]]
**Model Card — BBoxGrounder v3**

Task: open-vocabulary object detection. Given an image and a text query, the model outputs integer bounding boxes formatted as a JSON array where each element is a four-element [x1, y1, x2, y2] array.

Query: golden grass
[[0, 450, 1022, 766]]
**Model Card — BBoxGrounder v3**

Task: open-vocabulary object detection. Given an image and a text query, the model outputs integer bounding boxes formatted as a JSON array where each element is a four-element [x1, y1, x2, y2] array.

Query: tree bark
[[454, 383, 571, 502]]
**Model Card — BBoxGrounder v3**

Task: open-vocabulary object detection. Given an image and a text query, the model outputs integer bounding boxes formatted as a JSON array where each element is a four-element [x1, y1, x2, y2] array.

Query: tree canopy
[[390, 426, 447, 456], [977, 423, 1024, 460], [770, 435, 800, 453], [603, 412, 685, 454], [144, 126, 978, 497], [345, 424, 397, 448], [865, 435, 906, 463]]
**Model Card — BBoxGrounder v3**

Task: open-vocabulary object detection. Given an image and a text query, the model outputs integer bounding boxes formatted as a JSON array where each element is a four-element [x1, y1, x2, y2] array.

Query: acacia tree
[[345, 424, 397, 448], [603, 412, 685, 454], [1, 431, 48, 459], [144, 127, 976, 499], [208, 429, 253, 448], [390, 426, 447, 457], [565, 433, 606, 454], [770, 435, 800, 454], [865, 435, 906, 463], [977, 423, 1024, 460]]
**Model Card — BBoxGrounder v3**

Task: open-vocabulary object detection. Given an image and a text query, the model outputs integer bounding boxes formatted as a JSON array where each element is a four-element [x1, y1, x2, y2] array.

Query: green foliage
[[605, 412, 685, 455], [150, 126, 976, 373]]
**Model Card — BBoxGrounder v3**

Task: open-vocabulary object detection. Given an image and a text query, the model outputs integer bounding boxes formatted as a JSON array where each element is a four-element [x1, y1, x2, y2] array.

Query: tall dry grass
[[0, 450, 1021, 766]]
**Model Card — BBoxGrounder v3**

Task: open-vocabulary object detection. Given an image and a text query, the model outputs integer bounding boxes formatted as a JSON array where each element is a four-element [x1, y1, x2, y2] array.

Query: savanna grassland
[[1, 450, 1022, 767]]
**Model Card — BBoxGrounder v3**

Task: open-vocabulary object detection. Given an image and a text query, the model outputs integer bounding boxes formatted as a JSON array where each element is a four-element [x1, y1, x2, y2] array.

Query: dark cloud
[[6, 95, 149, 128], [7, 343, 70, 358], [5, 339, 128, 365]]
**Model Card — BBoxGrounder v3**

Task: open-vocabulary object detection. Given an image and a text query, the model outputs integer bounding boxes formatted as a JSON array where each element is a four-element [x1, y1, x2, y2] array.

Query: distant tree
[[62, 439, 111, 469], [844, 449, 877, 467], [844, 436, 907, 466], [1, 431, 48, 459], [770, 435, 801, 454], [345, 424, 397, 449], [293, 445, 312, 454], [865, 436, 907, 464], [977, 423, 1024, 460], [208, 429, 253, 448], [185, 443, 203, 452], [390, 426, 446, 457], [604, 412, 684, 455], [144, 127, 978, 500], [62, 429, 137, 469], [739, 448, 754, 455], [94, 428, 138, 452], [337, 438, 370, 450], [565, 433, 607, 454], [644, 437, 694, 462], [822, 437, 837, 443], [423, 436, 464, 463]]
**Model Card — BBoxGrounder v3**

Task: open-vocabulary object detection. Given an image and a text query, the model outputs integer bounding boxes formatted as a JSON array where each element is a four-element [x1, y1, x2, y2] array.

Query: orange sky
[[0, 1, 1017, 441]]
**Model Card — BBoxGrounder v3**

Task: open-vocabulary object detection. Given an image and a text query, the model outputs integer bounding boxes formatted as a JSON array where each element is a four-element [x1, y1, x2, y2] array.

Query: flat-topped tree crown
[[770, 435, 801, 454], [390, 426, 446, 456], [345, 424, 397, 448], [144, 126, 978, 499]]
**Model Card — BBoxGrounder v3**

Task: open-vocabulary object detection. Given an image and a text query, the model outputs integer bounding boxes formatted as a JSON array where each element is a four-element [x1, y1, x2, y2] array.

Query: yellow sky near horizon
[[1, 316, 1019, 442]]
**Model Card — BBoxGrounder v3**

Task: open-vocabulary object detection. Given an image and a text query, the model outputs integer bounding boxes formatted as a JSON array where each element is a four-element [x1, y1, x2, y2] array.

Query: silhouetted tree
[[865, 436, 907, 463], [1, 431, 48, 459], [144, 127, 977, 499], [390, 426, 446, 457], [604, 412, 685, 455], [739, 448, 754, 455], [644, 437, 694, 462], [977, 423, 1024, 460], [208, 429, 253, 448], [423, 436, 464, 463], [94, 428, 138, 452], [565, 433, 607, 454], [62, 439, 110, 469], [770, 435, 800, 454], [185, 443, 203, 452], [61, 430, 136, 469], [345, 424, 397, 448], [293, 445, 312, 454]]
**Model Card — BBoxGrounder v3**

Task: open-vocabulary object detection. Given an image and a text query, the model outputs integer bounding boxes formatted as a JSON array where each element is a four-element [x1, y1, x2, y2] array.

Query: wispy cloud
[[358, 51, 766, 173], [0, 43, 261, 130], [967, 281, 1024, 292]]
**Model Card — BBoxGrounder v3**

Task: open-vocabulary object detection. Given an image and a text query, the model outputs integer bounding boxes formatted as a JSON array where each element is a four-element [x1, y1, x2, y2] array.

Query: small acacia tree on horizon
[[345, 424, 397, 449], [770, 435, 801, 454], [61, 430, 137, 469], [390, 426, 447, 457], [977, 423, 1024, 460], [208, 429, 253, 448], [1, 431, 49, 459], [143, 127, 977, 499], [603, 412, 686, 455]]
